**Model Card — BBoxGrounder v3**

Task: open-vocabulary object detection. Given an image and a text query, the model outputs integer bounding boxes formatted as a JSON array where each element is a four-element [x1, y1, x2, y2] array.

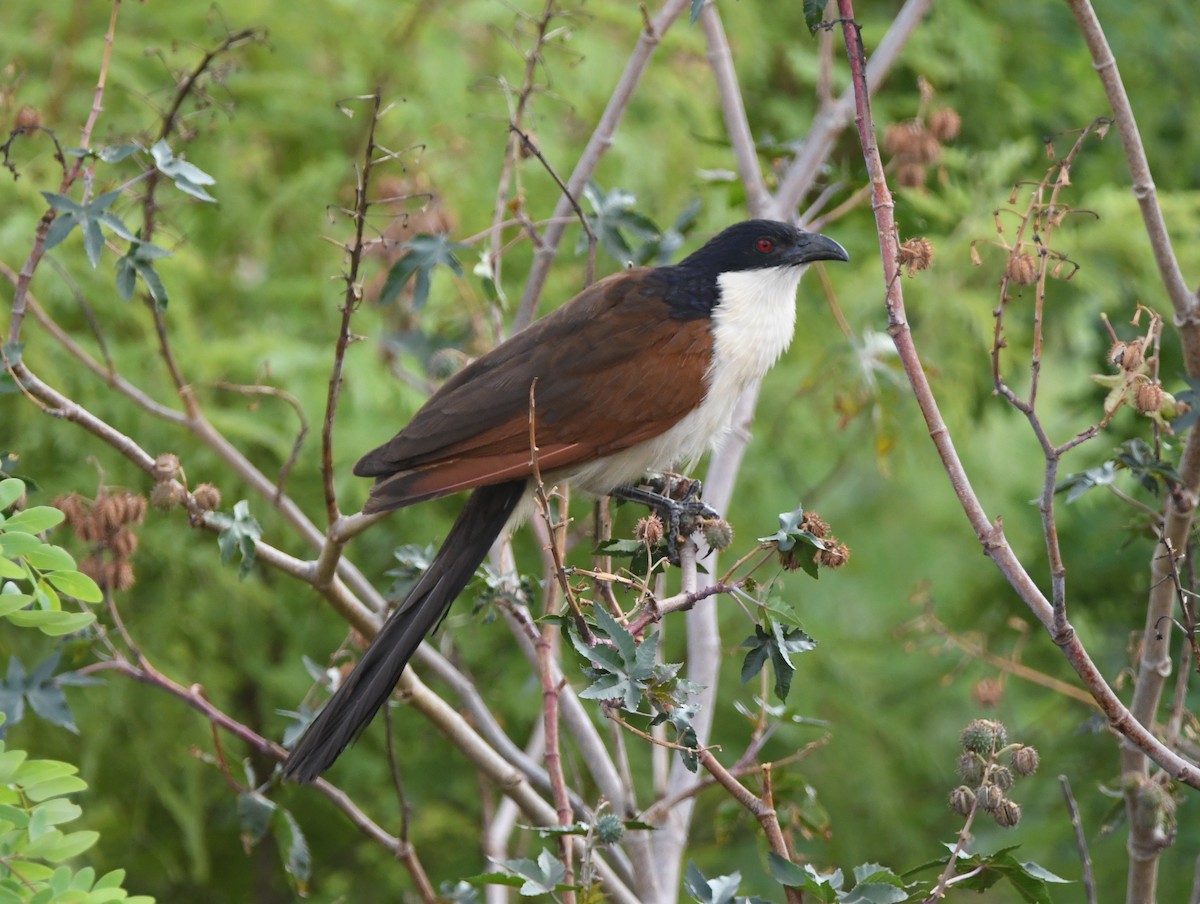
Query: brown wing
[[357, 268, 712, 512]]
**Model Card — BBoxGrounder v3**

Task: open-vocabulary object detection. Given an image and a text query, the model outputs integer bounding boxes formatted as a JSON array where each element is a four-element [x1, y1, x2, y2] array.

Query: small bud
[[1133, 381, 1164, 415], [151, 481, 187, 510], [1005, 252, 1038, 285], [594, 813, 625, 844], [957, 751, 985, 785], [702, 518, 734, 551], [992, 798, 1022, 828], [948, 785, 975, 817], [152, 453, 181, 483], [1010, 744, 1040, 777], [635, 514, 664, 546], [928, 108, 962, 142], [960, 719, 1007, 754], [193, 483, 222, 512]]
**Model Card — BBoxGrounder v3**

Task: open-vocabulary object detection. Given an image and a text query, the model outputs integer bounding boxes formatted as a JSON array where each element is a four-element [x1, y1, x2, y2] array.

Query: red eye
[[755, 237, 774, 253]]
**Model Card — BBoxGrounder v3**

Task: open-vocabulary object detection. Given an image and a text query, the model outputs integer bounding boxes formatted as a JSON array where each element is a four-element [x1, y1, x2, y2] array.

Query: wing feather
[[358, 269, 711, 512]]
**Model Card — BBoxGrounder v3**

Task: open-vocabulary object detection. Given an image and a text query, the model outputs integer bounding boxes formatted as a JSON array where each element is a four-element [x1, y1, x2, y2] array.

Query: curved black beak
[[788, 232, 850, 265]]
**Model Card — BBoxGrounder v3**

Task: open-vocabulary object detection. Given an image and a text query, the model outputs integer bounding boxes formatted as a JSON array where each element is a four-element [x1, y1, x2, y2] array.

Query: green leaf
[[379, 233, 467, 308], [45, 571, 102, 604], [0, 479, 25, 511], [580, 181, 662, 265], [5, 610, 94, 636], [115, 240, 172, 308], [208, 500, 262, 579], [3, 507, 65, 534], [272, 808, 311, 887], [490, 849, 568, 897], [23, 544, 76, 572], [149, 139, 217, 202], [689, 0, 705, 25], [803, 0, 826, 31]]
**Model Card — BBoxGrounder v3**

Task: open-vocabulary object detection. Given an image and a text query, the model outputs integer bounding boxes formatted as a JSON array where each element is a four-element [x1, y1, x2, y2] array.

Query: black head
[[678, 220, 848, 280], [657, 220, 848, 320]]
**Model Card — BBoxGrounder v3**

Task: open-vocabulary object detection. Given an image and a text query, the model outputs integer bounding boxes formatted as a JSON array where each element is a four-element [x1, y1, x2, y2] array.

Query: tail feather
[[284, 481, 527, 782]]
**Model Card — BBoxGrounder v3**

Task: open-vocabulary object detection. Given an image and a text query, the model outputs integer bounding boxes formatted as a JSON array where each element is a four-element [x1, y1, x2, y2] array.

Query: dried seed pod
[[1005, 252, 1038, 285], [193, 483, 222, 512], [1121, 339, 1145, 373], [992, 798, 1022, 828], [898, 237, 935, 275], [799, 511, 830, 539], [151, 481, 187, 511], [896, 161, 928, 189], [635, 514, 664, 546], [928, 107, 962, 142], [972, 676, 1004, 708], [109, 527, 139, 560], [53, 493, 89, 534], [702, 518, 734, 552], [957, 752, 986, 785], [816, 542, 850, 570], [152, 454, 181, 483], [949, 785, 975, 817], [1134, 382, 1164, 415], [1010, 744, 1040, 777]]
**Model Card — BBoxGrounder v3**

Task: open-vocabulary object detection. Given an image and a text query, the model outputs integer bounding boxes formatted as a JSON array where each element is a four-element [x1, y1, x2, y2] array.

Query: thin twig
[[1059, 775, 1097, 904]]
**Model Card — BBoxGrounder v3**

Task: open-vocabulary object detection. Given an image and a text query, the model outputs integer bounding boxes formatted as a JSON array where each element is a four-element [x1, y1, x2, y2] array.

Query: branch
[[834, 0, 1200, 789]]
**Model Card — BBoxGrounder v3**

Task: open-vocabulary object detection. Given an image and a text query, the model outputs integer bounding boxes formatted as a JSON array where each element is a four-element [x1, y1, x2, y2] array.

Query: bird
[[283, 219, 847, 782]]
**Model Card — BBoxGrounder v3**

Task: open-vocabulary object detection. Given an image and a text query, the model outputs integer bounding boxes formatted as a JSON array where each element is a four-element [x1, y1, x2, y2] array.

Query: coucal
[[284, 219, 847, 781]]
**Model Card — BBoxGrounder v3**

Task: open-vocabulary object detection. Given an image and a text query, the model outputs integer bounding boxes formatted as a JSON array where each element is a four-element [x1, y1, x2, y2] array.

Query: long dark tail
[[284, 481, 527, 782]]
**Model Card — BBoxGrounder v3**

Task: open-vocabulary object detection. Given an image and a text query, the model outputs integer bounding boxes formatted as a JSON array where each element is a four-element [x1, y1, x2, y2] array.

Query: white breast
[[566, 264, 808, 494]]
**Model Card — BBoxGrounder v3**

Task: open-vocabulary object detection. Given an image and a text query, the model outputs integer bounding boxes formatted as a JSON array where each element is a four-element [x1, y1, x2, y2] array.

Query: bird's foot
[[610, 475, 721, 565]]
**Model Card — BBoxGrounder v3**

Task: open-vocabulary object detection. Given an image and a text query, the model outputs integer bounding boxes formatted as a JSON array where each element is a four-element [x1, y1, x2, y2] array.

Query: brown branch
[[1059, 774, 1097, 904], [834, 1, 1200, 790]]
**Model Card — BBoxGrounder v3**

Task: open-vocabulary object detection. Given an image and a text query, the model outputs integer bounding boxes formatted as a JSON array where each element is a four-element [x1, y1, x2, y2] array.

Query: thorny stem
[[836, 0, 1200, 789]]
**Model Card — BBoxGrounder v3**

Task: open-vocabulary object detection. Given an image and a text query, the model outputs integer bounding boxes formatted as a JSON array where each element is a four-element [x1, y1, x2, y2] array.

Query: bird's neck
[[709, 265, 805, 391]]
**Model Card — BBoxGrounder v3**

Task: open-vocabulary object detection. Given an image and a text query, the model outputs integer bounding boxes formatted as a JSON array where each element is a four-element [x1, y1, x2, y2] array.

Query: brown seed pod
[[799, 511, 830, 539], [1121, 339, 1145, 373], [896, 161, 928, 188], [109, 527, 139, 561], [972, 676, 1004, 707], [53, 493, 88, 534], [1107, 340, 1129, 367], [79, 554, 105, 586], [1010, 744, 1040, 777], [1005, 252, 1038, 285], [151, 481, 187, 510], [884, 121, 921, 158], [635, 514, 665, 547], [815, 542, 850, 570], [193, 483, 222, 512], [992, 798, 1022, 828], [14, 105, 41, 130], [928, 108, 962, 142], [152, 453, 181, 483], [898, 237, 935, 275], [1134, 381, 1164, 415], [948, 785, 975, 817]]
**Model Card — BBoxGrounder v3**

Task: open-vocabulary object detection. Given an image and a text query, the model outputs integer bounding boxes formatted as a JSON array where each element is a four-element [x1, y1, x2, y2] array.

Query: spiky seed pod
[[193, 483, 222, 512], [111, 560, 135, 592], [978, 782, 1004, 813], [779, 547, 803, 571], [884, 121, 922, 157], [800, 511, 830, 539], [898, 237, 935, 275], [948, 785, 975, 817], [702, 518, 734, 551], [109, 527, 139, 561], [594, 813, 625, 844], [151, 481, 187, 511], [1006, 252, 1038, 285], [896, 161, 928, 189], [972, 676, 1003, 708], [1107, 340, 1129, 367], [1134, 382, 1164, 415], [152, 453, 181, 483], [957, 751, 986, 785], [124, 493, 146, 525], [53, 493, 88, 534], [14, 106, 42, 130], [1010, 744, 1040, 777], [913, 129, 943, 164], [961, 719, 1007, 754], [990, 764, 1015, 792], [79, 555, 105, 586], [1121, 339, 1145, 373], [928, 107, 962, 142], [816, 542, 850, 570], [993, 798, 1022, 828], [635, 514, 664, 546], [93, 492, 124, 534]]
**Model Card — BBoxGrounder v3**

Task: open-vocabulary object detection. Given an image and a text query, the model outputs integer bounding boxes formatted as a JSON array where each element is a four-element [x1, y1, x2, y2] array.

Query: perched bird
[[284, 219, 847, 781]]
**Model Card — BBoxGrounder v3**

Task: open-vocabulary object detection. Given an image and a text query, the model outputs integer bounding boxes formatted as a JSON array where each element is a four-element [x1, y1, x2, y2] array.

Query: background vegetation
[[3, 0, 1199, 901]]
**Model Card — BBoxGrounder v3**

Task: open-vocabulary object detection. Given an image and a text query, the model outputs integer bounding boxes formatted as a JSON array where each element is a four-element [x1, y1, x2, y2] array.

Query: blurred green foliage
[[3, 0, 1200, 901]]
